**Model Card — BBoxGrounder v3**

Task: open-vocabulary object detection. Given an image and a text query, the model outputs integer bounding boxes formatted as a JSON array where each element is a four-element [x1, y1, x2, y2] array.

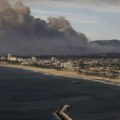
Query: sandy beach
[[0, 63, 120, 86]]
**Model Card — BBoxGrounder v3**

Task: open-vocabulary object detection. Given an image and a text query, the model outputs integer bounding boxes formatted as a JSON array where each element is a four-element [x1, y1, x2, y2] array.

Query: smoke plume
[[0, 0, 119, 55]]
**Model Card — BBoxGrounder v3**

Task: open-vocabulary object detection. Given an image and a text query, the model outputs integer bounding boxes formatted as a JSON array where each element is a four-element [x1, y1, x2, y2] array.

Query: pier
[[56, 105, 73, 120]]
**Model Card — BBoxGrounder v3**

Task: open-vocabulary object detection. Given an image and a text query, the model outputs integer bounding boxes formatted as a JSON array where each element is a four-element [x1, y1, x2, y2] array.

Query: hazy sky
[[9, 0, 120, 40]]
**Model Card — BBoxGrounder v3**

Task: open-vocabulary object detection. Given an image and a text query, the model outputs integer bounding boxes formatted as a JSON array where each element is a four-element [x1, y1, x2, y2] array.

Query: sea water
[[0, 66, 120, 120]]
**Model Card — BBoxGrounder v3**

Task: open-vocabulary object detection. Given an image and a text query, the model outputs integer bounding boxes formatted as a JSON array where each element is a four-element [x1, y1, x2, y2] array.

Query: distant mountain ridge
[[90, 39, 120, 47], [87, 39, 120, 56]]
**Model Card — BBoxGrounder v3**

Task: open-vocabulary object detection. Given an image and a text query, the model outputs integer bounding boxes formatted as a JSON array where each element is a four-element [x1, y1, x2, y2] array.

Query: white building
[[0, 57, 6, 60], [60, 61, 73, 70], [51, 57, 58, 62], [31, 57, 37, 62], [7, 53, 12, 60], [9, 57, 17, 61], [17, 58, 23, 62], [7, 53, 17, 61]]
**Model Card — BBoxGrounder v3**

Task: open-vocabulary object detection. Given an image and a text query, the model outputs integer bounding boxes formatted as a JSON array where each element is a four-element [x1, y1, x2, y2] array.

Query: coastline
[[0, 63, 120, 86]]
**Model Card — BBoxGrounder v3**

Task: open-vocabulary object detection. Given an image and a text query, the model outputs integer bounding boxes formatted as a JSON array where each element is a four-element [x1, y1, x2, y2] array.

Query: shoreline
[[0, 64, 120, 86]]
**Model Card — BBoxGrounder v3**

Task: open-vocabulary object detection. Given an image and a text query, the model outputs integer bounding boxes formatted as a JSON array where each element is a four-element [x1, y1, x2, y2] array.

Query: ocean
[[0, 66, 120, 120]]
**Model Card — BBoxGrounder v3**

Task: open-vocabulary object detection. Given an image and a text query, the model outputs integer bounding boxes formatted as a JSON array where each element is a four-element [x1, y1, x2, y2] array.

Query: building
[[51, 57, 58, 62], [31, 57, 37, 62], [61, 61, 73, 70], [0, 57, 6, 60], [9, 57, 17, 61], [7, 53, 17, 61], [17, 58, 23, 62], [7, 53, 12, 60]]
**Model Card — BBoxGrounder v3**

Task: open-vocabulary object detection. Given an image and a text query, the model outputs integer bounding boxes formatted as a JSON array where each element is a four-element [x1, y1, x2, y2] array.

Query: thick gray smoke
[[0, 0, 119, 55], [0, 0, 90, 55]]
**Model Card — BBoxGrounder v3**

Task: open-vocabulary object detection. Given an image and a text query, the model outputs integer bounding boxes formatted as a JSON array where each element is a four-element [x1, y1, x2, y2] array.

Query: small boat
[[72, 80, 80, 84]]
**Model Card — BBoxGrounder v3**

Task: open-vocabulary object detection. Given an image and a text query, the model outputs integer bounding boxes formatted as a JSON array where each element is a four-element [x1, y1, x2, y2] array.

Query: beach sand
[[0, 63, 120, 85]]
